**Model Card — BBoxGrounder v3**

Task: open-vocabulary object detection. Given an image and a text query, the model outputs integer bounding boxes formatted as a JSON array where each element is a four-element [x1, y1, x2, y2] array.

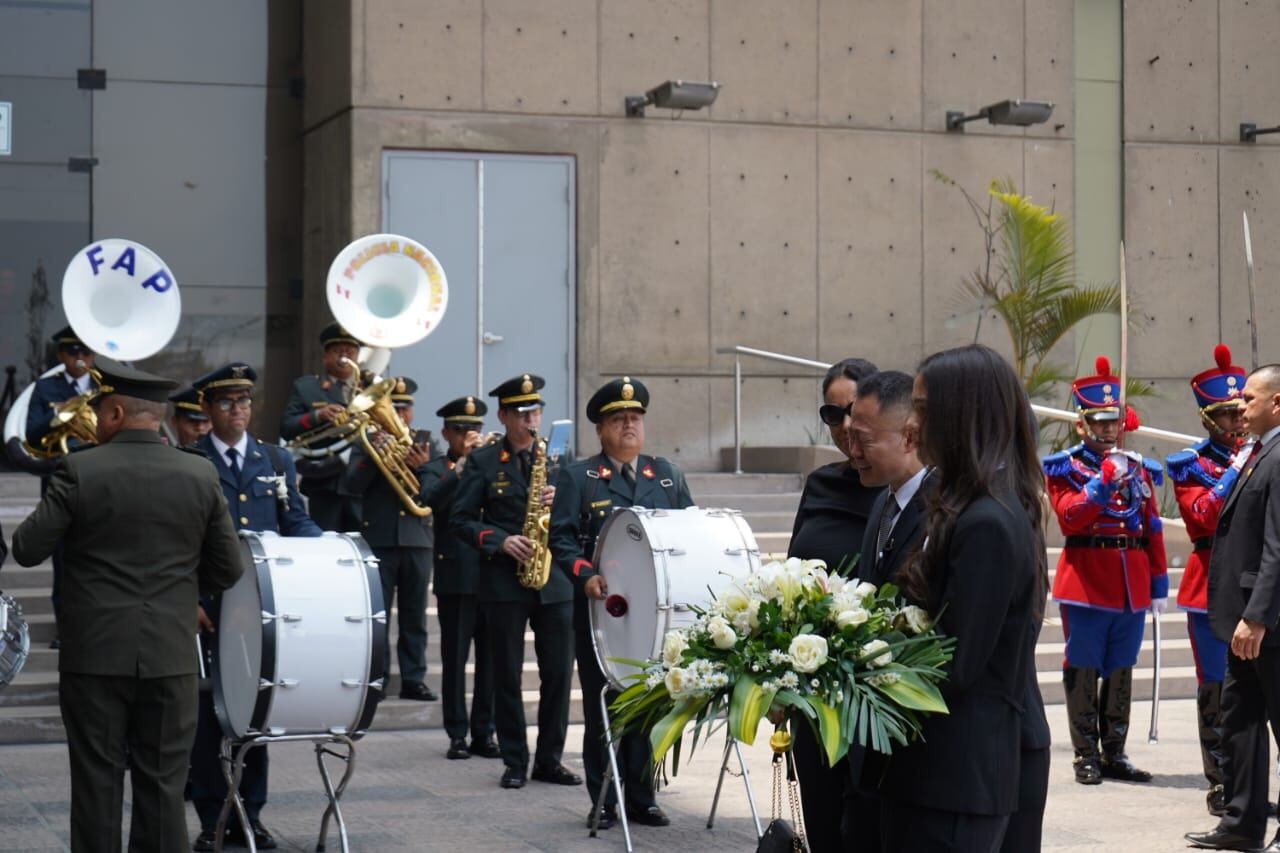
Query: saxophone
[[516, 431, 553, 590]]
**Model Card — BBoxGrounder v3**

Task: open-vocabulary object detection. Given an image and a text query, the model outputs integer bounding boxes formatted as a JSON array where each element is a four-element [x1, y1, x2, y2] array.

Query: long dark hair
[[898, 345, 1048, 619]]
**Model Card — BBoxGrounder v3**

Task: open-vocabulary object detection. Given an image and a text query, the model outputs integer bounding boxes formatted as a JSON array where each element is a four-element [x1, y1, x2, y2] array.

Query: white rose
[[788, 634, 829, 674], [707, 616, 738, 650], [661, 631, 688, 667], [835, 607, 869, 629], [664, 666, 696, 698], [853, 581, 878, 600], [899, 605, 930, 635], [801, 558, 828, 575], [861, 639, 893, 668]]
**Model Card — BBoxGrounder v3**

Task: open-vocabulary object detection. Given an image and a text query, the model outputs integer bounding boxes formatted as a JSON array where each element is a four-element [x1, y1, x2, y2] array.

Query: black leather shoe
[[399, 682, 438, 701], [1073, 757, 1102, 785], [192, 829, 221, 852], [1184, 827, 1263, 851], [587, 806, 618, 830], [226, 821, 277, 850], [626, 804, 671, 827], [447, 737, 471, 760], [468, 737, 501, 759], [1100, 753, 1152, 782], [500, 767, 527, 789], [530, 763, 583, 786]]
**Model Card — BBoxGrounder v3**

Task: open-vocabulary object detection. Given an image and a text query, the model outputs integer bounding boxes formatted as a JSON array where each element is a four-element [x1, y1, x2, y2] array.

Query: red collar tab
[[499, 450, 511, 463], [641, 464, 655, 479], [598, 465, 612, 479]]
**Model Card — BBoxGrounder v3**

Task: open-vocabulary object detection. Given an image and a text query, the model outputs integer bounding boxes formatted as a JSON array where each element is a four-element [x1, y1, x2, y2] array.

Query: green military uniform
[[424, 396, 495, 755], [450, 375, 578, 788], [11, 358, 243, 853], [338, 377, 437, 697], [547, 378, 694, 822], [278, 323, 362, 531]]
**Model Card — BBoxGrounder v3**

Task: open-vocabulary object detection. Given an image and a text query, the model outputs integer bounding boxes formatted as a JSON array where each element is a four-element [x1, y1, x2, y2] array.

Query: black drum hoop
[[210, 532, 278, 742], [350, 532, 386, 739]]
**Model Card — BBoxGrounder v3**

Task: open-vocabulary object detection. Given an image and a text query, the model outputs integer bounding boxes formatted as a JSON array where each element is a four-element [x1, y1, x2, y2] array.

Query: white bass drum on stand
[[589, 507, 761, 689], [211, 531, 387, 741]]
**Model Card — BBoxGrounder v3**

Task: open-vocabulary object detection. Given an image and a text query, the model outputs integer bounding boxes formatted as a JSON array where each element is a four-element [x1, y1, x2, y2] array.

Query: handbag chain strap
[[768, 727, 808, 853]]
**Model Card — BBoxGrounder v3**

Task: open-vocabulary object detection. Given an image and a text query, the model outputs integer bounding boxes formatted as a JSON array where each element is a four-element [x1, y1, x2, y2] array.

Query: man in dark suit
[[278, 322, 364, 531], [843, 370, 929, 848], [451, 374, 581, 790], [11, 357, 243, 852], [340, 377, 438, 701], [24, 325, 100, 645], [187, 362, 322, 851], [423, 396, 499, 761], [1188, 365, 1280, 852], [549, 377, 694, 830]]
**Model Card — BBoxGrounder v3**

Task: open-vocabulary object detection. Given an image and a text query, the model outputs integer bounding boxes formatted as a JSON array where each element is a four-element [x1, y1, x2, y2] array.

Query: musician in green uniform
[[450, 374, 581, 790], [11, 358, 243, 852], [548, 377, 694, 829], [167, 385, 210, 447], [422, 396, 499, 760], [278, 322, 363, 531], [339, 377, 438, 701]]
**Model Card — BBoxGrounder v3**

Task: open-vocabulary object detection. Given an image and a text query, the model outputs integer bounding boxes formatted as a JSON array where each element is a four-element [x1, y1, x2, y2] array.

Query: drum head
[[590, 509, 661, 688], [213, 539, 266, 739]]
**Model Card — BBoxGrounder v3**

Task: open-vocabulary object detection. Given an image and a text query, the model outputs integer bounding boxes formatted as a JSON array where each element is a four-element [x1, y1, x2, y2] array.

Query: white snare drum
[[212, 531, 387, 741], [0, 594, 31, 688], [589, 507, 760, 689]]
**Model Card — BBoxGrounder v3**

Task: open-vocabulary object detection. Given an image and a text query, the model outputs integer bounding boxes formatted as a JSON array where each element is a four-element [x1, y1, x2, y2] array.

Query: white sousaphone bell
[[4, 239, 181, 466], [327, 232, 449, 355]]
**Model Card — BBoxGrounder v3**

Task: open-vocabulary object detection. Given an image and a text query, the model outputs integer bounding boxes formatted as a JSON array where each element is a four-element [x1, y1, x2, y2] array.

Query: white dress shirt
[[209, 432, 250, 471]]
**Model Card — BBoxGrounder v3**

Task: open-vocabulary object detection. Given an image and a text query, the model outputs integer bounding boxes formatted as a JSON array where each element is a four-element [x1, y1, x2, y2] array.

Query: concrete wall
[[302, 0, 1077, 467], [1121, 0, 1280, 458]]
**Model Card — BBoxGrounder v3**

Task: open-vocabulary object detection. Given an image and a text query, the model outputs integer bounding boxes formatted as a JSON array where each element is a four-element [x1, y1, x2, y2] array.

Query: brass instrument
[[516, 431, 553, 590], [286, 356, 364, 460], [25, 363, 104, 459], [347, 378, 433, 517]]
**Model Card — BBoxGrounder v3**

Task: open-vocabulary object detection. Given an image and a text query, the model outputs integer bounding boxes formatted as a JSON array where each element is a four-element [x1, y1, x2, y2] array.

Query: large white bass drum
[[589, 507, 761, 689], [212, 531, 387, 740]]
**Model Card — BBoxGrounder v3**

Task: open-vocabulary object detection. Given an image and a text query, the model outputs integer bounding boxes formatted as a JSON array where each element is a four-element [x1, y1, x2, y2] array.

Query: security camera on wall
[[625, 80, 721, 118]]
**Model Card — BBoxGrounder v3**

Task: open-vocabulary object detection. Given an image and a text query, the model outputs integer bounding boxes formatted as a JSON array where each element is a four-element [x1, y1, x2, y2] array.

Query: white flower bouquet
[[609, 558, 956, 771]]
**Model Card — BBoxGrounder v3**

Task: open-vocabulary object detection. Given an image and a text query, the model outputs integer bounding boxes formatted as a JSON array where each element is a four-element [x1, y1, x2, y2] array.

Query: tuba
[[516, 431, 553, 590], [289, 234, 449, 516], [6, 239, 180, 462]]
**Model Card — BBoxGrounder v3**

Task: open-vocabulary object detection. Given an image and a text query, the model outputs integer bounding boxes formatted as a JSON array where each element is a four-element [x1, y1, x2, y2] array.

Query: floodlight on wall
[[1241, 122, 1280, 143], [946, 99, 1055, 132], [625, 80, 721, 118]]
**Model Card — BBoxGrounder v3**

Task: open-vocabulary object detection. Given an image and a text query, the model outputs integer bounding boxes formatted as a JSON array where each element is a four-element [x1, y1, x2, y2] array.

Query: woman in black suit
[[879, 344, 1049, 853], [788, 357, 882, 852]]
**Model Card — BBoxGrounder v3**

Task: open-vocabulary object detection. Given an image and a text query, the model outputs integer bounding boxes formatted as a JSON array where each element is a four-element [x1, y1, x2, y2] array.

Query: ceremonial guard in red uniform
[[1166, 345, 1250, 815], [1045, 356, 1168, 785]]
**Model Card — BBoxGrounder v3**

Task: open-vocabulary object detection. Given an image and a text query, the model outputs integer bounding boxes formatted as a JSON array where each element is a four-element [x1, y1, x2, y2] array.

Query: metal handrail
[[716, 346, 830, 474], [718, 345, 1201, 475]]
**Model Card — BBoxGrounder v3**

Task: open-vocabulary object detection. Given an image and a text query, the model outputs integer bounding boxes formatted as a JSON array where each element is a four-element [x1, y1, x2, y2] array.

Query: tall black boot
[[1099, 668, 1152, 782], [1063, 666, 1102, 785], [1197, 682, 1227, 815]]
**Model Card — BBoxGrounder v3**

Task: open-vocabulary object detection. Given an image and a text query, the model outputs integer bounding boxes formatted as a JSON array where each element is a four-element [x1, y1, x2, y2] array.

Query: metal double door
[[382, 151, 575, 427]]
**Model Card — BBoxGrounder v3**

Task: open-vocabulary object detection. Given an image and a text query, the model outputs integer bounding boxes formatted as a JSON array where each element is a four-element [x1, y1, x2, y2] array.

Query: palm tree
[[932, 172, 1150, 405]]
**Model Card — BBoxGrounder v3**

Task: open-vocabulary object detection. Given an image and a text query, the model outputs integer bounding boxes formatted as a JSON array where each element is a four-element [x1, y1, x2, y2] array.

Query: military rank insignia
[[641, 464, 655, 479], [499, 449, 511, 463]]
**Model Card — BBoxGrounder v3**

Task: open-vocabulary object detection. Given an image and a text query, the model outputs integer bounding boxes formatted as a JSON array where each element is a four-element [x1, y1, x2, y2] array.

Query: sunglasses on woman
[[818, 402, 854, 426]]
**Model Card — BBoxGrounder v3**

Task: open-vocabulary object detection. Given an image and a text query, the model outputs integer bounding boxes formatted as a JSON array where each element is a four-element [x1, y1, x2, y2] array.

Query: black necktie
[[226, 447, 241, 479], [518, 449, 531, 479], [622, 463, 636, 487], [876, 494, 900, 560]]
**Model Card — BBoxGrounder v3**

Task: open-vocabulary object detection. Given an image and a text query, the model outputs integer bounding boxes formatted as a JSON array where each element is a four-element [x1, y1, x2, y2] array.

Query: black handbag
[[756, 731, 807, 853]]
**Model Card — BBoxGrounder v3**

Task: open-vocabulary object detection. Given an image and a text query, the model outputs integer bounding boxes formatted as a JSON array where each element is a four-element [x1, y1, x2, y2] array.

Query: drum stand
[[588, 686, 763, 852], [214, 733, 358, 853]]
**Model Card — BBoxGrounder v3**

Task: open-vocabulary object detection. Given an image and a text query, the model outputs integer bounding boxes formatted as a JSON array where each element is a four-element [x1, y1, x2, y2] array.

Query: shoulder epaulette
[[1142, 457, 1164, 487], [178, 444, 207, 457], [1042, 450, 1073, 478], [1164, 449, 1200, 483]]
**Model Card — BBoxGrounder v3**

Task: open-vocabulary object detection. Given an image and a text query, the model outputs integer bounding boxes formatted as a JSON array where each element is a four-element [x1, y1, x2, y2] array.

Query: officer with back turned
[[548, 377, 693, 830], [279, 322, 363, 531]]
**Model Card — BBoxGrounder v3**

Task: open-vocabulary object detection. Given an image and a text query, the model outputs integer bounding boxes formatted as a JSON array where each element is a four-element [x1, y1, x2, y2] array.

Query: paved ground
[[0, 698, 1271, 851]]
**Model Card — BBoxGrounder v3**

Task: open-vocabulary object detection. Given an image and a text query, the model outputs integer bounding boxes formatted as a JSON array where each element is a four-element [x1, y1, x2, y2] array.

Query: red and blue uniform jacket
[[1166, 439, 1240, 613], [1045, 444, 1168, 612]]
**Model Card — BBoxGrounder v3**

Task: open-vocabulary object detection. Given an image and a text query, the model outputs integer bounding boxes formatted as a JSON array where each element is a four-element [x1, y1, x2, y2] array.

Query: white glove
[[1231, 441, 1257, 473], [1150, 597, 1168, 615]]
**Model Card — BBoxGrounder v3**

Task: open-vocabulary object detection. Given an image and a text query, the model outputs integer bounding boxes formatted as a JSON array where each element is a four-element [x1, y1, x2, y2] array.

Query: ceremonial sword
[[1244, 210, 1260, 371]]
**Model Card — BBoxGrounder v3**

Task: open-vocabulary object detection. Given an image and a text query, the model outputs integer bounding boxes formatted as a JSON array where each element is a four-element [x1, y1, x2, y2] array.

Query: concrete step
[[0, 688, 588, 745], [1037, 665, 1198, 705], [1035, 638, 1195, 671], [694, 493, 803, 513], [686, 473, 805, 495], [1039, 609, 1188, 646]]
